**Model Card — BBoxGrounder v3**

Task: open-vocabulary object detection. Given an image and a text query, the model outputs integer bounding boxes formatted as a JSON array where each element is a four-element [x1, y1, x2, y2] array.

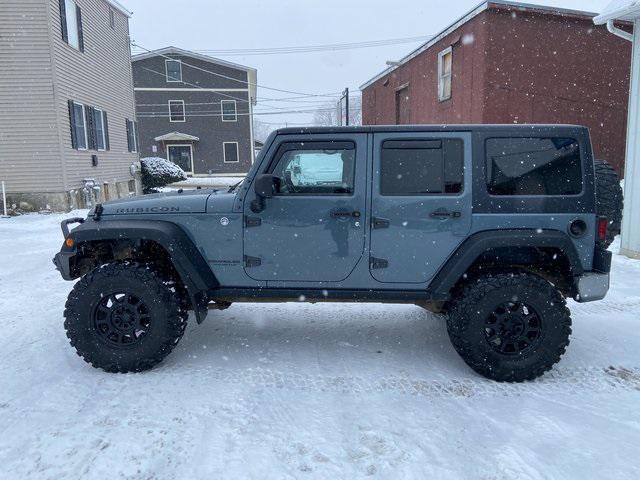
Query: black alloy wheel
[[484, 301, 543, 356], [93, 292, 152, 348]]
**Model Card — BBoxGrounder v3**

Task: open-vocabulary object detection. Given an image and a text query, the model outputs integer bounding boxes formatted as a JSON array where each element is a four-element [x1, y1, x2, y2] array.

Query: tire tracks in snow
[[570, 298, 640, 315], [154, 364, 640, 399]]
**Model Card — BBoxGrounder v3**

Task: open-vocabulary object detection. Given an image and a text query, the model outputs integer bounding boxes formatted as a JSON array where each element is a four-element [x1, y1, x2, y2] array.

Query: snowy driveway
[[0, 212, 639, 479]]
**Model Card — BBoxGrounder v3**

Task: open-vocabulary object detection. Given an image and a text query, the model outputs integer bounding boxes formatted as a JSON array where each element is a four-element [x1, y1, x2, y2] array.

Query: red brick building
[[360, 0, 632, 173]]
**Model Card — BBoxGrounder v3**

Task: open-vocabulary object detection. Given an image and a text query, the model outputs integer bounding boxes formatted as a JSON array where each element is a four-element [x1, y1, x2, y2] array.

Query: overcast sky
[[125, 0, 612, 131]]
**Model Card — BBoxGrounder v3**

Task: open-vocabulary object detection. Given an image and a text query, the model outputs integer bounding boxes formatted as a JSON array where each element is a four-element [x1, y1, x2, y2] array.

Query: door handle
[[430, 210, 462, 219], [330, 209, 361, 219]]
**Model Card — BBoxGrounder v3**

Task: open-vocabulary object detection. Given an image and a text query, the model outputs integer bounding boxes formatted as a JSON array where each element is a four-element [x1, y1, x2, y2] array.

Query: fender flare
[[426, 229, 583, 300], [67, 219, 218, 322]]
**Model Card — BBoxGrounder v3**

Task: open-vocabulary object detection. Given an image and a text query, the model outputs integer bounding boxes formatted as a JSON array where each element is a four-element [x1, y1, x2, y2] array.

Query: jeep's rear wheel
[[64, 262, 188, 373], [447, 273, 572, 382]]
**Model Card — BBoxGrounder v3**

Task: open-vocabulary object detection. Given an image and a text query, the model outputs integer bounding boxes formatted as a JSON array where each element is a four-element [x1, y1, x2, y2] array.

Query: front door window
[[270, 143, 355, 195], [167, 145, 193, 173]]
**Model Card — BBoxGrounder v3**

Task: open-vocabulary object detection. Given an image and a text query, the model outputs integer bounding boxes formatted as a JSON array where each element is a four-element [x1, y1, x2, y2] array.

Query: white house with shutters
[[0, 0, 140, 212]]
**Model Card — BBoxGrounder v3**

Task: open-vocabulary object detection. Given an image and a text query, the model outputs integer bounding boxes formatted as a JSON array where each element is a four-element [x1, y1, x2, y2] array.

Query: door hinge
[[372, 217, 390, 229], [244, 216, 262, 228], [244, 255, 262, 268], [370, 257, 389, 269]]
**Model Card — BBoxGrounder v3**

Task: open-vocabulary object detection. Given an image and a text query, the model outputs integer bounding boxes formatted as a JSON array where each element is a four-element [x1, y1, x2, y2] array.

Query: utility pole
[[337, 88, 350, 126], [343, 88, 350, 126]]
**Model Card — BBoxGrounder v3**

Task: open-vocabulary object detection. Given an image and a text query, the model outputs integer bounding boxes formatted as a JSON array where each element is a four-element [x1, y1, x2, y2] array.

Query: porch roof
[[154, 132, 200, 142]]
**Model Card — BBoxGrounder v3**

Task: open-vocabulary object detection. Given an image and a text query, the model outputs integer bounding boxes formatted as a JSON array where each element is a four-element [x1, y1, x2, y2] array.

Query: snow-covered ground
[[0, 212, 639, 479]]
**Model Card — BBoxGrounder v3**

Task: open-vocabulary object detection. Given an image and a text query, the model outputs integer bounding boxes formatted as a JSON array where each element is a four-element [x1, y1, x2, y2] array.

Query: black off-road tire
[[447, 273, 572, 382], [64, 262, 188, 373], [594, 159, 623, 248]]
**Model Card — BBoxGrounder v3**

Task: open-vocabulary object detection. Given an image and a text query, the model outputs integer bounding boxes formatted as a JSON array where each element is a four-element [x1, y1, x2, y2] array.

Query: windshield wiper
[[228, 180, 243, 193]]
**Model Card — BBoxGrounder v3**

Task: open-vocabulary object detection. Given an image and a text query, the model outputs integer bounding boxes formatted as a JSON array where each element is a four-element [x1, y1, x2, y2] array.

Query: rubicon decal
[[115, 206, 181, 214]]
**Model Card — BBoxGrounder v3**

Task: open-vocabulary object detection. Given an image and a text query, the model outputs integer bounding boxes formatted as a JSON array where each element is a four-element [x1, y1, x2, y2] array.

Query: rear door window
[[486, 138, 582, 196], [380, 139, 464, 195]]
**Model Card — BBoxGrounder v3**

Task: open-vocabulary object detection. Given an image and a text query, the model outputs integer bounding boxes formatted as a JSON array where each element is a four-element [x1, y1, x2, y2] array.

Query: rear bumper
[[574, 244, 612, 302], [574, 272, 610, 302]]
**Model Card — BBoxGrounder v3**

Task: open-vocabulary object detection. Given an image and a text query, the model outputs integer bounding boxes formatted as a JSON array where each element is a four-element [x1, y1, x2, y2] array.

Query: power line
[[137, 66, 253, 103], [137, 98, 338, 107], [256, 120, 318, 126], [136, 65, 312, 113], [132, 42, 343, 98], [132, 35, 432, 57], [257, 94, 342, 102], [138, 107, 338, 119]]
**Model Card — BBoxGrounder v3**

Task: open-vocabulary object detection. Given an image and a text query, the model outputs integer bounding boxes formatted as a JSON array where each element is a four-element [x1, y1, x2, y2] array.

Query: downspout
[[607, 20, 634, 42]]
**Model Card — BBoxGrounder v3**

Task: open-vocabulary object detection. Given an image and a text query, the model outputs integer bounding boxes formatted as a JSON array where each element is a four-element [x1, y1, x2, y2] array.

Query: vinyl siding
[[135, 89, 253, 174], [0, 0, 64, 193], [133, 53, 255, 174], [132, 55, 249, 90], [49, 0, 138, 190]]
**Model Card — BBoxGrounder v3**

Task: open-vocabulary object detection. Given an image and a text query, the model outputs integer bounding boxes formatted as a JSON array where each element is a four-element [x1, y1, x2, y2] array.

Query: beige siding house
[[0, 0, 140, 211]]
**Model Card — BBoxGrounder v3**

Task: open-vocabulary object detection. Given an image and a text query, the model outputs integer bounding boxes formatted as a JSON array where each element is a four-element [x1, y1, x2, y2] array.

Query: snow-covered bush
[[140, 157, 187, 193]]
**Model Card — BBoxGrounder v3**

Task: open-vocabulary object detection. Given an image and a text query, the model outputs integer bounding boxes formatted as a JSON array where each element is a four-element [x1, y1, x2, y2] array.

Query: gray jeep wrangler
[[54, 125, 616, 382]]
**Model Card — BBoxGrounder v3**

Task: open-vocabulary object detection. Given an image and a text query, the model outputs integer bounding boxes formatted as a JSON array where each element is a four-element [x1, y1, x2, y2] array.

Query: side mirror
[[254, 174, 277, 199], [251, 174, 278, 213]]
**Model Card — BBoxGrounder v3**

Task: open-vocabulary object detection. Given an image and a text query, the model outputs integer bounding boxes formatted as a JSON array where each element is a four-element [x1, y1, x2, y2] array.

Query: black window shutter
[[59, 0, 68, 43], [126, 120, 132, 152], [85, 105, 96, 150], [68, 100, 77, 149], [103, 111, 110, 150], [76, 5, 84, 52]]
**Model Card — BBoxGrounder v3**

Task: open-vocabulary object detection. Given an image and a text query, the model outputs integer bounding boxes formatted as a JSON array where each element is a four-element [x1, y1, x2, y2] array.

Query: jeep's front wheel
[[64, 262, 188, 373], [446, 273, 572, 382]]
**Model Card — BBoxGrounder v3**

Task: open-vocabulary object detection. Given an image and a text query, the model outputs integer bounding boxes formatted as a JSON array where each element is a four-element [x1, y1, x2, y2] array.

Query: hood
[[100, 189, 215, 215]]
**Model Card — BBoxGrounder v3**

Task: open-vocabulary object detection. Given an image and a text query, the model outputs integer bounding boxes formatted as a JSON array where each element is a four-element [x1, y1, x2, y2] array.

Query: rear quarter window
[[486, 137, 582, 196]]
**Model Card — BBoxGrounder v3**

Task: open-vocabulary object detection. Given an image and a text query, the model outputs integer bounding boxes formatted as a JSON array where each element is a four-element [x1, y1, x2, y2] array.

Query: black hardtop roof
[[274, 124, 587, 135]]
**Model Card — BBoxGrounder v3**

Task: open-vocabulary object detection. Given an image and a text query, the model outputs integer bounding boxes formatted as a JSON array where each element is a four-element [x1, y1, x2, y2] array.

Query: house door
[[167, 144, 194, 174]]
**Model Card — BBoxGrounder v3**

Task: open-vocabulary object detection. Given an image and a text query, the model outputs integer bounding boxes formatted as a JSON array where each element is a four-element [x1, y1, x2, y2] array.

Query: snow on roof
[[360, 0, 599, 90], [594, 0, 640, 24], [154, 132, 200, 142], [105, 0, 132, 17]]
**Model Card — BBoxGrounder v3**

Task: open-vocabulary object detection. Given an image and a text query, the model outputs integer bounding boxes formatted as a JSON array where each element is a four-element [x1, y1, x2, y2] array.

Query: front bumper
[[53, 250, 75, 280], [53, 216, 85, 281], [574, 272, 610, 302]]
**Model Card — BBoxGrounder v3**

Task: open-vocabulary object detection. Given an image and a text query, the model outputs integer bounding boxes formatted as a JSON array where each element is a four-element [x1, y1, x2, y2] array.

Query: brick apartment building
[[360, 0, 632, 173]]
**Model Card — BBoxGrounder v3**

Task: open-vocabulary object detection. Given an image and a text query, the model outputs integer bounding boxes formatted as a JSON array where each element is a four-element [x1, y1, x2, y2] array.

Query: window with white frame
[[169, 100, 186, 122], [68, 101, 110, 151], [438, 47, 453, 101], [223, 142, 239, 163], [166, 59, 182, 82], [70, 101, 87, 149], [126, 119, 138, 152], [60, 0, 83, 51], [221, 100, 237, 122]]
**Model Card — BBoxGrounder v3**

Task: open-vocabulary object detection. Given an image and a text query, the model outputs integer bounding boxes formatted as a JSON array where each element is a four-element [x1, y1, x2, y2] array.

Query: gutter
[[106, 0, 133, 18], [594, 2, 640, 25], [606, 20, 634, 42]]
